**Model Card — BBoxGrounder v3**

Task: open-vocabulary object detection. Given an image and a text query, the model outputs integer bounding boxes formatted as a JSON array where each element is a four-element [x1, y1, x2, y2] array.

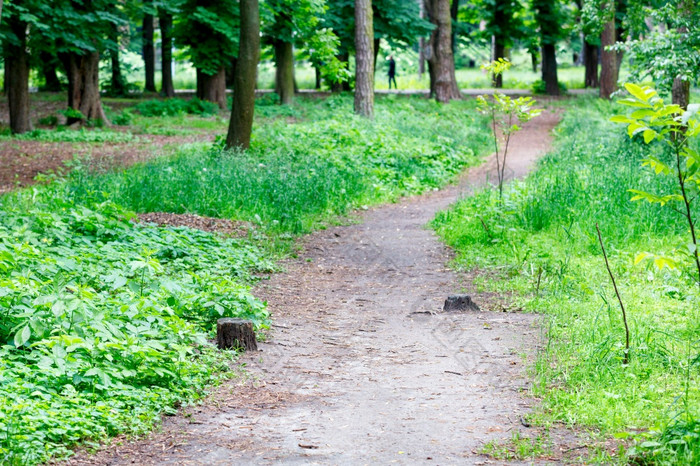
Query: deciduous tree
[[354, 0, 374, 117], [226, 0, 259, 150], [424, 0, 461, 103]]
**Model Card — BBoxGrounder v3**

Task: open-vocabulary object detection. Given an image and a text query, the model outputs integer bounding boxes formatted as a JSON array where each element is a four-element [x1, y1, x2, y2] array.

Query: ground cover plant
[[0, 185, 274, 465], [70, 95, 491, 235], [432, 97, 699, 464]]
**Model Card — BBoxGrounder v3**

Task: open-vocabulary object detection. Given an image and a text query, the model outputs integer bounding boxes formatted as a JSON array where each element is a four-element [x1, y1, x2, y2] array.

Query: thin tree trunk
[[143, 9, 156, 92], [274, 40, 294, 105], [67, 51, 109, 125], [110, 47, 126, 96], [425, 0, 461, 103], [373, 37, 381, 72], [671, 0, 692, 109], [541, 44, 559, 95], [197, 67, 227, 109], [6, 13, 31, 134], [531, 51, 538, 72], [418, 0, 425, 77], [354, 0, 374, 117], [226, 0, 260, 150], [492, 38, 505, 88], [583, 40, 599, 88], [159, 10, 175, 97], [599, 7, 617, 99], [314, 66, 321, 89], [40, 51, 62, 91], [331, 51, 349, 93]]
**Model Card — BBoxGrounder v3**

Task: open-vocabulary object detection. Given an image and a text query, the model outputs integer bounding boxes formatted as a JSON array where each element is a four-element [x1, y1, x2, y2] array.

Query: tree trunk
[[110, 46, 128, 96], [672, 78, 690, 110], [541, 44, 559, 95], [583, 40, 599, 88], [492, 38, 505, 88], [197, 67, 227, 109], [425, 0, 461, 103], [418, 0, 425, 77], [314, 66, 321, 89], [599, 9, 617, 99], [159, 10, 175, 97], [217, 318, 258, 351], [39, 51, 62, 92], [671, 0, 692, 109], [331, 51, 350, 93], [67, 51, 108, 125], [354, 0, 374, 117], [450, 0, 459, 55], [274, 40, 294, 105], [531, 51, 538, 72], [226, 0, 260, 151], [373, 37, 381, 72], [6, 14, 31, 134], [143, 10, 156, 92]]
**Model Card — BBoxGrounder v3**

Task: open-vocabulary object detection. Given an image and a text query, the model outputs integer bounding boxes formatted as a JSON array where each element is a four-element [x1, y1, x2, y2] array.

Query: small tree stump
[[217, 318, 258, 351], [443, 295, 479, 312]]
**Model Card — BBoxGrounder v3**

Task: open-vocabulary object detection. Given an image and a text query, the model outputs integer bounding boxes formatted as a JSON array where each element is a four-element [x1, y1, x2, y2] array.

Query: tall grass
[[69, 95, 491, 234], [433, 97, 700, 464]]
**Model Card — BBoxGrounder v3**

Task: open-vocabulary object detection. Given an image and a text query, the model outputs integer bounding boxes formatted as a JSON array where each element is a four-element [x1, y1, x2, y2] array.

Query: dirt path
[[67, 109, 563, 465]]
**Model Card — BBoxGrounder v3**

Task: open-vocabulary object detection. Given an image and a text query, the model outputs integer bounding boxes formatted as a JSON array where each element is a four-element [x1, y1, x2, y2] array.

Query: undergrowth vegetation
[[71, 95, 491, 234], [0, 185, 274, 465], [432, 98, 699, 464]]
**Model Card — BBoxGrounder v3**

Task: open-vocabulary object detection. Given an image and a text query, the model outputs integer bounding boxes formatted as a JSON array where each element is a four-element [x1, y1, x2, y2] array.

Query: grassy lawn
[[432, 97, 700, 464]]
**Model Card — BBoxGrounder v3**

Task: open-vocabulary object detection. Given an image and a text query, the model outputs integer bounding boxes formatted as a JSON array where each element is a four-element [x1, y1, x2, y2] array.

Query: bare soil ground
[[0, 97, 216, 194], [60, 108, 600, 465]]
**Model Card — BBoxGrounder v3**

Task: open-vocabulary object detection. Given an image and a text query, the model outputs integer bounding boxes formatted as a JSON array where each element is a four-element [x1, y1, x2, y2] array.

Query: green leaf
[[643, 129, 656, 144], [624, 83, 655, 103], [14, 325, 31, 347], [634, 252, 651, 265]]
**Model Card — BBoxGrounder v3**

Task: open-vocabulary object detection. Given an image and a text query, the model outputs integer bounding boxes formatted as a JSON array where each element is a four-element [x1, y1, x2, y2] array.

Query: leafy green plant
[[38, 115, 58, 127], [477, 59, 542, 198], [111, 109, 134, 126], [531, 79, 567, 95], [0, 129, 136, 143], [0, 187, 273, 464], [611, 83, 700, 287], [135, 98, 218, 117]]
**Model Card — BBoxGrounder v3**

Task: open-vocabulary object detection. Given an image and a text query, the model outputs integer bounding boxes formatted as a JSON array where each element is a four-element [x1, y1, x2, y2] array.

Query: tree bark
[[159, 10, 175, 97], [425, 0, 461, 103], [540, 44, 559, 95], [418, 0, 425, 77], [196, 67, 227, 109], [599, 8, 617, 99], [583, 40, 599, 88], [6, 13, 31, 134], [274, 40, 295, 105], [143, 9, 156, 92], [66, 51, 108, 125], [226, 0, 260, 151], [217, 318, 258, 351], [354, 0, 374, 117], [671, 0, 692, 109]]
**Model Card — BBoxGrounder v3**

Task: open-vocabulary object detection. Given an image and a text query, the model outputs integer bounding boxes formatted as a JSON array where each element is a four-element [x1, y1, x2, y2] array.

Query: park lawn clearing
[[0, 94, 491, 464], [432, 97, 700, 464]]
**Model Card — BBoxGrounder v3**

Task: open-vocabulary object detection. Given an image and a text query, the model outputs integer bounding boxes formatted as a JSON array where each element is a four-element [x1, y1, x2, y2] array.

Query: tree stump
[[443, 295, 479, 312], [217, 318, 258, 351]]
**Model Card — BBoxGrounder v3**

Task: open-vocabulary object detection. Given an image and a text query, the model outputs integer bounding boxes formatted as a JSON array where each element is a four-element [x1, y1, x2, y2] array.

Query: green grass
[[69, 95, 492, 235], [432, 97, 700, 464]]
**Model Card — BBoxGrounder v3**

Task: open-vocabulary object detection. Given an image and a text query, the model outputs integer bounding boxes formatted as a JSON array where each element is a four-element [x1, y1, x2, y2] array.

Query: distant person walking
[[388, 55, 397, 90]]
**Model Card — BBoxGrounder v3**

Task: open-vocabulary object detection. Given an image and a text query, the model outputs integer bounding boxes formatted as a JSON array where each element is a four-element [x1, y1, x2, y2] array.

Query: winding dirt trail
[[69, 108, 562, 465]]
